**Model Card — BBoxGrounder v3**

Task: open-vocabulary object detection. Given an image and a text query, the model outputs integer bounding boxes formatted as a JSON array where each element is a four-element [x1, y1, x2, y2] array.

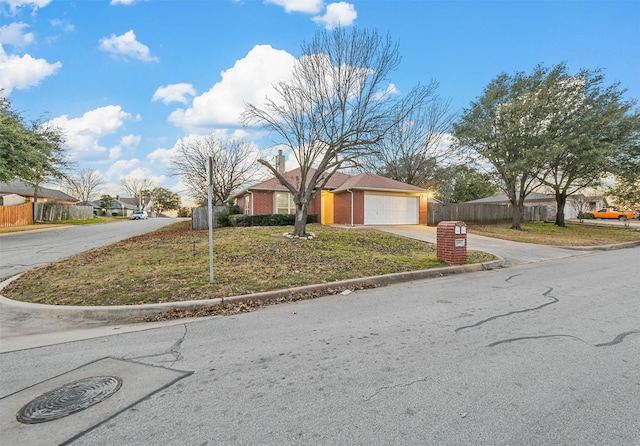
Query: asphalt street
[[1, 245, 638, 445], [0, 217, 182, 280]]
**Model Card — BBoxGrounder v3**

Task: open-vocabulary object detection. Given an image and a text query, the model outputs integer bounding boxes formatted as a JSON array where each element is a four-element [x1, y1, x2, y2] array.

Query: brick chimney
[[275, 149, 285, 174]]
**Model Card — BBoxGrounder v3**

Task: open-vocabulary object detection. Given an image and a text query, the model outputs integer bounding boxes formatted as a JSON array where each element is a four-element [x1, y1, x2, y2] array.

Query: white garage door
[[364, 193, 419, 225]]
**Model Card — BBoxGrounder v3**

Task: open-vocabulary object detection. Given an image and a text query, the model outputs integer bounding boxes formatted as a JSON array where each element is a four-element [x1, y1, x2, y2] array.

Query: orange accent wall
[[419, 194, 427, 225], [321, 190, 334, 224]]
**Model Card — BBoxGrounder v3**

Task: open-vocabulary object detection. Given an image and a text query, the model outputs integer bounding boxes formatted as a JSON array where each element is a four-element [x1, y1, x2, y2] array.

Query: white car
[[131, 210, 148, 220]]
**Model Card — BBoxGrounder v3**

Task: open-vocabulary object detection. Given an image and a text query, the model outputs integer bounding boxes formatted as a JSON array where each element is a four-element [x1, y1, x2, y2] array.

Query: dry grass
[[467, 221, 640, 246], [3, 221, 495, 306]]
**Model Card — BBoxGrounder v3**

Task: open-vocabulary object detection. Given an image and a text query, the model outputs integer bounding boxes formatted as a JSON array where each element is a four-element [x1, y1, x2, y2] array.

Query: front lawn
[[467, 221, 640, 245], [3, 222, 495, 306]]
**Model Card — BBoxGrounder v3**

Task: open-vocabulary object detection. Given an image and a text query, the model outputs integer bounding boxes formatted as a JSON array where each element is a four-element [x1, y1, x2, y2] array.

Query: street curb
[[0, 259, 505, 324], [560, 240, 640, 251]]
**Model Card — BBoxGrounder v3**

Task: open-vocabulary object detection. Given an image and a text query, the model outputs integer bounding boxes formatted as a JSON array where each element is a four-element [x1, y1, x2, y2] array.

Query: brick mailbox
[[436, 221, 467, 265]]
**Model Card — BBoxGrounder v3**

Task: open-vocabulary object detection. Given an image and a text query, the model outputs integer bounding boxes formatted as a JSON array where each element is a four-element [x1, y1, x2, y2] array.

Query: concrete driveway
[[366, 225, 591, 266]]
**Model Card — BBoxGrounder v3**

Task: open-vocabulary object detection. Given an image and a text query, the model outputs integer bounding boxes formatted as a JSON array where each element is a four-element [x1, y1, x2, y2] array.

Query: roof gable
[[333, 173, 427, 193], [0, 180, 78, 202], [246, 168, 425, 195], [248, 168, 352, 192]]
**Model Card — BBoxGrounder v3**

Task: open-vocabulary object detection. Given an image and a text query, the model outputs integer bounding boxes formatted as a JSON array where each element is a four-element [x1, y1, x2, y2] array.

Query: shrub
[[217, 203, 243, 227], [226, 213, 318, 227]]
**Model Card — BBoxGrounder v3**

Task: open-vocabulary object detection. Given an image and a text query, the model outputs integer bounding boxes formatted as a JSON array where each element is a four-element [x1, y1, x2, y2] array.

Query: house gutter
[[249, 191, 254, 215]]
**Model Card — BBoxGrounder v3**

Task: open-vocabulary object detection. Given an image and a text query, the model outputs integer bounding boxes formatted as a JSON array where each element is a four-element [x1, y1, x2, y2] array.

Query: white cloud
[[0, 0, 51, 15], [98, 29, 158, 62], [105, 158, 139, 181], [110, 0, 138, 5], [168, 44, 295, 132], [50, 19, 74, 33], [0, 43, 61, 94], [152, 83, 196, 104], [120, 133, 141, 146], [0, 22, 34, 46], [265, 0, 324, 14], [147, 146, 175, 167], [48, 105, 131, 161], [117, 167, 166, 190], [313, 2, 357, 29]]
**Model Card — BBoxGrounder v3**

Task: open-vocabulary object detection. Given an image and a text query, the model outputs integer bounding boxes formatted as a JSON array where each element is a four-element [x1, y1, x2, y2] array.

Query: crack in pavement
[[488, 334, 586, 347], [364, 376, 429, 401], [455, 287, 558, 333], [504, 273, 524, 283], [593, 330, 640, 347], [488, 330, 640, 348], [129, 324, 188, 366]]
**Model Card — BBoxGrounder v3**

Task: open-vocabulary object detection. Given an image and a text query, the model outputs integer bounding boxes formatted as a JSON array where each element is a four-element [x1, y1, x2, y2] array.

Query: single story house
[[466, 192, 606, 221], [0, 180, 78, 204], [232, 168, 428, 225], [86, 196, 153, 217]]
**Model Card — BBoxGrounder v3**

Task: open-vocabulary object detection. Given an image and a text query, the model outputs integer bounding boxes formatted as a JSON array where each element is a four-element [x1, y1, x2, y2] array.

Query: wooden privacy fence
[[0, 202, 33, 227], [192, 206, 227, 230], [427, 203, 547, 225], [34, 203, 93, 222]]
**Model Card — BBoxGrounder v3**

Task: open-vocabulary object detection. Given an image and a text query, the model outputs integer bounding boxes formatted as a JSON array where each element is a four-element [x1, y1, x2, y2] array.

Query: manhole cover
[[17, 376, 122, 424]]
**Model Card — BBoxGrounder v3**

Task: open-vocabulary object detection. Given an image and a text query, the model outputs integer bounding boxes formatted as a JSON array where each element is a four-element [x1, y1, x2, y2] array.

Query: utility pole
[[207, 156, 214, 284]]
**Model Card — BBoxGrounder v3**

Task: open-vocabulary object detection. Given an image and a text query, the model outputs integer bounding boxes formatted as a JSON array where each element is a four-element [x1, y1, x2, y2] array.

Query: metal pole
[[207, 156, 214, 283]]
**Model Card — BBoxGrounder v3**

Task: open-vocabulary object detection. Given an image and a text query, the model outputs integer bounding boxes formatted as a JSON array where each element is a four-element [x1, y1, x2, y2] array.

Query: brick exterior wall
[[436, 221, 467, 265], [246, 191, 322, 219], [252, 191, 274, 215], [333, 190, 364, 225]]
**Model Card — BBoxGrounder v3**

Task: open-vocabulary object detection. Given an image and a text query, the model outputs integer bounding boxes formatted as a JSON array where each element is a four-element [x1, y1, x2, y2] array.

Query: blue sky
[[1, 0, 639, 201]]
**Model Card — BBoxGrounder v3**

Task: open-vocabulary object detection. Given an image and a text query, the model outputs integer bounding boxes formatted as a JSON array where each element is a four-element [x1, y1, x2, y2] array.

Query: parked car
[[584, 208, 638, 221], [131, 210, 148, 220]]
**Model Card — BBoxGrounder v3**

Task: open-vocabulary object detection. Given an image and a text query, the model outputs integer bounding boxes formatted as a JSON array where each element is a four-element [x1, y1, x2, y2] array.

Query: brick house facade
[[232, 169, 428, 226]]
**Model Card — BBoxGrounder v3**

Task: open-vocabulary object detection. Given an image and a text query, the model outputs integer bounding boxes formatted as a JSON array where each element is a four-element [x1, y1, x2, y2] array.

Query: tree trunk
[[293, 204, 309, 237], [555, 192, 567, 227], [510, 204, 524, 230]]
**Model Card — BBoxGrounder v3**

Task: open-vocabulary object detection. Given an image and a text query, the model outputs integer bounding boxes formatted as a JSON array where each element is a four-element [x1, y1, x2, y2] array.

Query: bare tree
[[120, 177, 157, 209], [243, 27, 430, 236], [61, 168, 105, 203], [360, 97, 456, 187], [170, 135, 261, 206]]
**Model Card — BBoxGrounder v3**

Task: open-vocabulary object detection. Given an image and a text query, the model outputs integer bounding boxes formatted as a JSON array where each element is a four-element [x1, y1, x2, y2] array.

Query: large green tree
[[149, 187, 181, 215], [534, 65, 639, 226], [243, 27, 430, 236], [607, 129, 640, 210], [434, 165, 497, 203], [454, 65, 556, 229], [0, 94, 69, 200]]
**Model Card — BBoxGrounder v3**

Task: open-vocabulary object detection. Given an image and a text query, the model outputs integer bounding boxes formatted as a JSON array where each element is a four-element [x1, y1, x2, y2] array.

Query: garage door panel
[[364, 193, 418, 225]]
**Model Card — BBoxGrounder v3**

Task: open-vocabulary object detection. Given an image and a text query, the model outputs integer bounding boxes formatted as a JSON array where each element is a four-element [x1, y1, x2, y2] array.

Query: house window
[[275, 192, 296, 214], [244, 196, 250, 215]]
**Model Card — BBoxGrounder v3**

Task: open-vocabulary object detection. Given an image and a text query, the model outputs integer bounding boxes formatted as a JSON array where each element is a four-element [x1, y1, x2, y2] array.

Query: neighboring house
[[0, 180, 78, 204], [0, 193, 25, 206], [87, 196, 154, 217], [466, 192, 606, 221], [232, 167, 428, 225]]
